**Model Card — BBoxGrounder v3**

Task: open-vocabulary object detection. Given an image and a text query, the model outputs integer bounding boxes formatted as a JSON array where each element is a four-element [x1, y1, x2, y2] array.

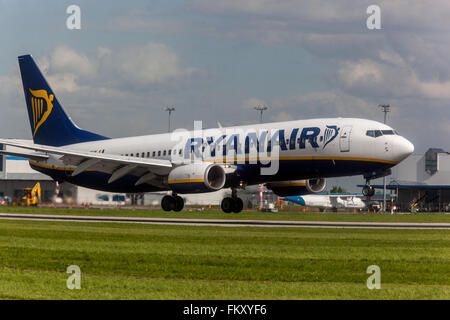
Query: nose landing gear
[[161, 194, 184, 212], [362, 181, 375, 197], [221, 188, 244, 213]]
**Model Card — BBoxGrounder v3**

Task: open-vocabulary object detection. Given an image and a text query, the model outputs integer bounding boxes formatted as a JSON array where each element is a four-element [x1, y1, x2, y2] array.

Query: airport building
[[372, 148, 450, 212], [0, 142, 56, 202]]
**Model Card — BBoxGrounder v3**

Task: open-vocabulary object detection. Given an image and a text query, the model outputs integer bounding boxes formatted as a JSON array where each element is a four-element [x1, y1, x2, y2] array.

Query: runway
[[1, 212, 450, 229]]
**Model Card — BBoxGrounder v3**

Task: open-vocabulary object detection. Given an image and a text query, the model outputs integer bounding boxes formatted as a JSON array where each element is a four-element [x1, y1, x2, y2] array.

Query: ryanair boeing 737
[[0, 55, 414, 213]]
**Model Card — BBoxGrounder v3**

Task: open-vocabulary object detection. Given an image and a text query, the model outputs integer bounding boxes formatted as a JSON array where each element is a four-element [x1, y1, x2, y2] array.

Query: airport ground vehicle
[[13, 182, 41, 206], [0, 195, 11, 206]]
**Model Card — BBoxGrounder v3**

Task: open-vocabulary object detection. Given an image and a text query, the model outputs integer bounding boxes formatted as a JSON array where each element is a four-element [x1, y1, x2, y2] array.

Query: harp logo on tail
[[323, 125, 340, 149], [29, 89, 54, 136]]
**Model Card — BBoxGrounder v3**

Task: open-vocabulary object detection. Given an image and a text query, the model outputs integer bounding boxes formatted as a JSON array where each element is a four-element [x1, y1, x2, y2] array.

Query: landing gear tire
[[162, 195, 184, 212], [232, 197, 244, 213], [221, 196, 244, 214], [362, 185, 375, 197], [161, 195, 175, 211], [221, 197, 234, 213], [173, 195, 184, 212]]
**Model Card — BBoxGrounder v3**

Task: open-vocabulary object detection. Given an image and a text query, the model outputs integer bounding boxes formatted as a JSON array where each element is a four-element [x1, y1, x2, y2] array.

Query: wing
[[0, 139, 172, 187]]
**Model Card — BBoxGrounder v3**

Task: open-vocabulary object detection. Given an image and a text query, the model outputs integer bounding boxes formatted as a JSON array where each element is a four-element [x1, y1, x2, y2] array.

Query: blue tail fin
[[18, 54, 108, 146]]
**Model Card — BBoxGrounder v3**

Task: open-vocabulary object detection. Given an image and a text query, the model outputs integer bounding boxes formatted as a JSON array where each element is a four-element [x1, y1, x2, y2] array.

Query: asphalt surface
[[1, 213, 450, 229]]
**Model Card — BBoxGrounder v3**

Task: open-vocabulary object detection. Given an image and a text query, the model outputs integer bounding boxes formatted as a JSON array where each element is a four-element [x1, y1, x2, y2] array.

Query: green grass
[[0, 219, 449, 299], [2, 206, 450, 223]]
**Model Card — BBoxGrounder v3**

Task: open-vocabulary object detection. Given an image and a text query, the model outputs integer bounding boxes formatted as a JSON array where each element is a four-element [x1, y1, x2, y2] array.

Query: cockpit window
[[366, 130, 375, 137], [366, 130, 373, 137], [367, 129, 392, 137]]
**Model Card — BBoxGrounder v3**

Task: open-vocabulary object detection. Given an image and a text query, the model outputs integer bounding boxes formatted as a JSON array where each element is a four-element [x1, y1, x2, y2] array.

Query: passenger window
[[158, 151, 161, 156], [168, 149, 172, 156], [142, 152, 145, 157], [131, 153, 134, 157], [147, 152, 150, 158], [179, 149, 182, 155], [163, 150, 166, 156], [152, 151, 156, 157], [136, 153, 139, 158]]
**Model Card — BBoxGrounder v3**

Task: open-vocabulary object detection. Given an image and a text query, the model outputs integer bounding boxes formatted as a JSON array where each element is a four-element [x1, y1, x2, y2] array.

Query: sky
[[0, 1, 449, 191]]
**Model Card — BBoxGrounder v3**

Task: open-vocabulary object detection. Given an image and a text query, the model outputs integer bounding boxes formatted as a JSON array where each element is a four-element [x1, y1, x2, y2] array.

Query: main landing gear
[[161, 194, 184, 212], [362, 180, 375, 197], [221, 188, 244, 213]]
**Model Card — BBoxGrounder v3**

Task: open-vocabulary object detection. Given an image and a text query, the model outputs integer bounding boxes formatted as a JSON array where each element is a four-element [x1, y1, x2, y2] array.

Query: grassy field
[[2, 205, 450, 223], [0, 218, 449, 299]]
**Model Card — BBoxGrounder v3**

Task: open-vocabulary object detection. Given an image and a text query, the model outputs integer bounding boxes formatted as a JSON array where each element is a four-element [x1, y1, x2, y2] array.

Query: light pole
[[379, 104, 390, 213], [254, 105, 268, 211], [164, 106, 175, 132], [254, 105, 268, 123]]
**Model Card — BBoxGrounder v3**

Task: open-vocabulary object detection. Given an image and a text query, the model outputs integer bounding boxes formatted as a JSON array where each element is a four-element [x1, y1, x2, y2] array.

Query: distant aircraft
[[0, 54, 414, 213], [285, 194, 372, 212]]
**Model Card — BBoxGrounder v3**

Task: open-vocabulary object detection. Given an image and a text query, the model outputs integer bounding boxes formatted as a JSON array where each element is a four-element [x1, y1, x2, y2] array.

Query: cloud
[[50, 46, 97, 77], [336, 57, 450, 100], [271, 111, 291, 122], [36, 42, 201, 94], [271, 90, 378, 119], [111, 11, 186, 35], [0, 75, 17, 96], [110, 43, 200, 86]]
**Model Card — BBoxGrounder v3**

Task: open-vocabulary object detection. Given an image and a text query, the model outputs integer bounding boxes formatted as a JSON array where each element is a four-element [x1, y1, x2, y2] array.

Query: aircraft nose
[[294, 197, 305, 206], [396, 136, 414, 160]]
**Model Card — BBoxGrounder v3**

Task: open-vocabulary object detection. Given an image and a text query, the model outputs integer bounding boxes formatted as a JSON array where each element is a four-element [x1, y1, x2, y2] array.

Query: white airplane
[[0, 54, 414, 213], [285, 194, 368, 212]]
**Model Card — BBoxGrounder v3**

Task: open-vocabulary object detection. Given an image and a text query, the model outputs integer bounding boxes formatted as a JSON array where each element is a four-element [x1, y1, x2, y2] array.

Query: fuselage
[[29, 117, 414, 193]]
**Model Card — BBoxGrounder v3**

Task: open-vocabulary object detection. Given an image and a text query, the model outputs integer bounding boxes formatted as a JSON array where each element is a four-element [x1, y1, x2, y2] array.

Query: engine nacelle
[[267, 179, 326, 196], [168, 163, 226, 194], [306, 178, 327, 193]]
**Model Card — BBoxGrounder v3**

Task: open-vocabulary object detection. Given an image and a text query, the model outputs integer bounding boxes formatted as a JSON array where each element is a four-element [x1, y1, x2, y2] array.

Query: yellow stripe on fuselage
[[268, 182, 307, 187], [204, 156, 399, 165], [168, 179, 204, 184]]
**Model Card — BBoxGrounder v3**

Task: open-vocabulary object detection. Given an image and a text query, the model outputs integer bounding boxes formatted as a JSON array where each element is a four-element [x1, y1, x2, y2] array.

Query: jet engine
[[168, 163, 226, 194], [305, 178, 327, 193], [266, 178, 326, 197]]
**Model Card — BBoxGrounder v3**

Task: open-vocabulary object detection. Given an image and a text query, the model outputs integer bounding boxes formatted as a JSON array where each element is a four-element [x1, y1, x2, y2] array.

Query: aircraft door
[[339, 126, 352, 152]]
